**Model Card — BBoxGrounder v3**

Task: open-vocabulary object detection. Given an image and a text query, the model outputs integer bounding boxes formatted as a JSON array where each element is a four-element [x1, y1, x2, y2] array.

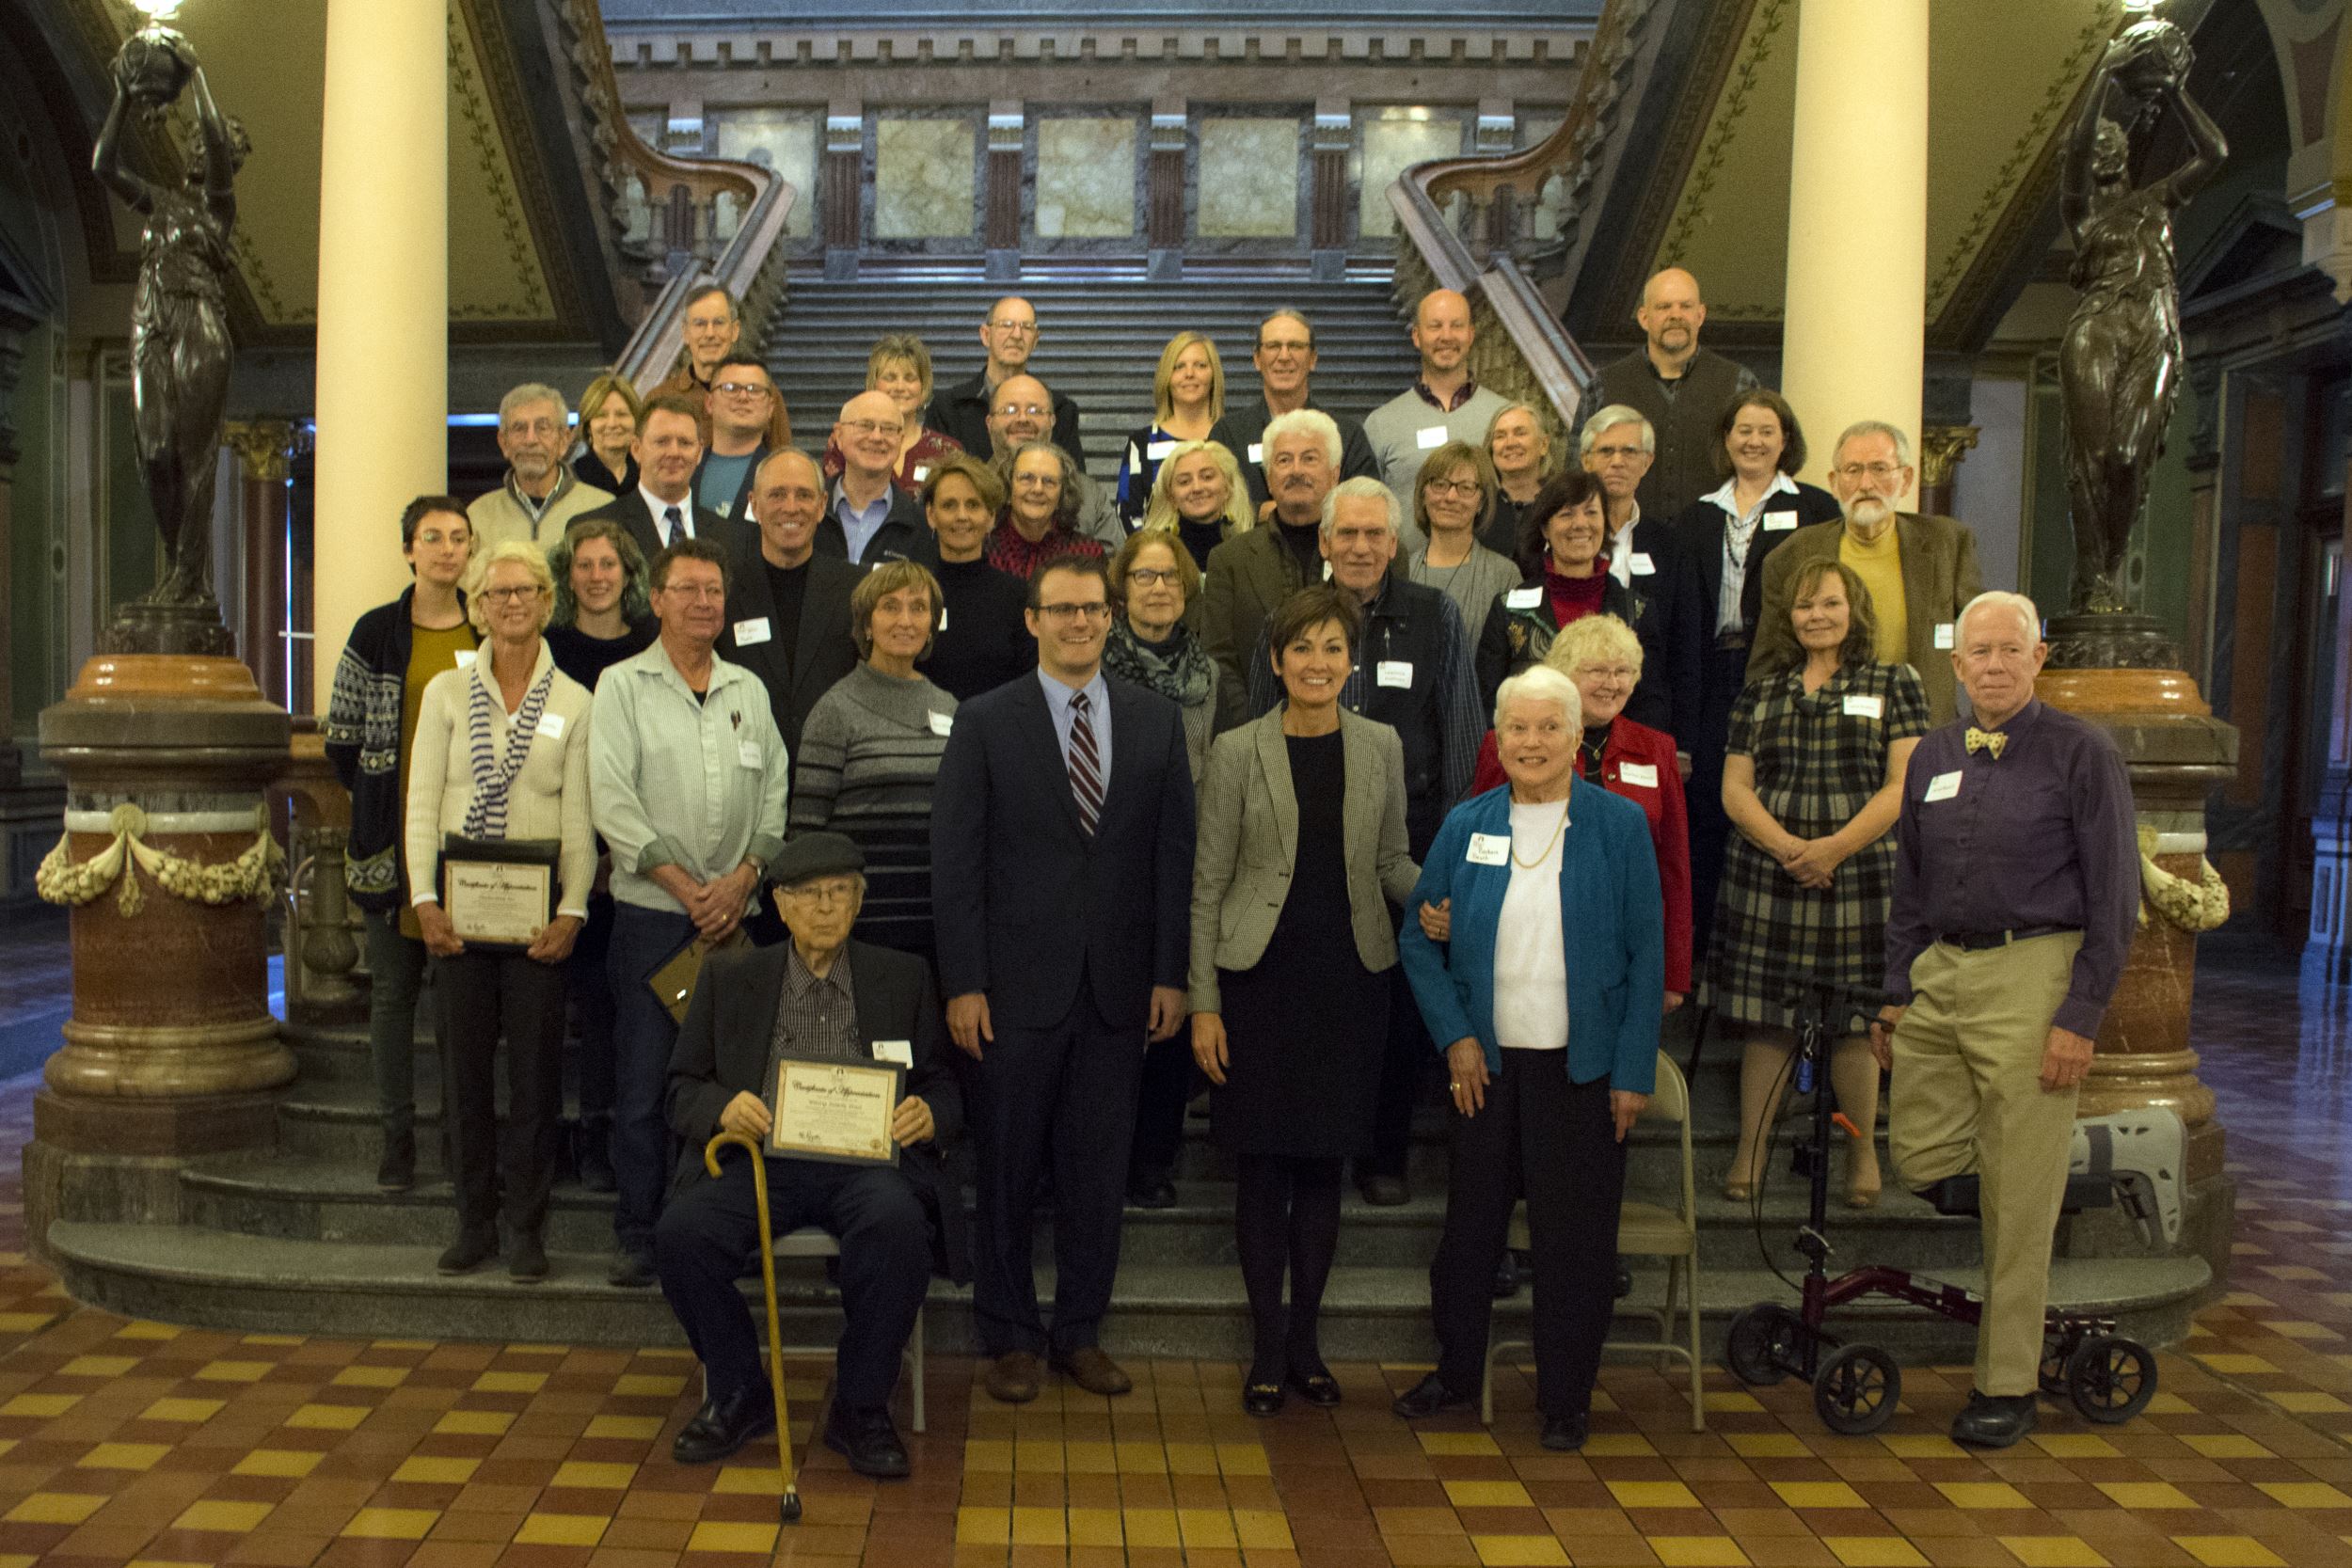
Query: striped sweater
[[788, 662, 958, 959]]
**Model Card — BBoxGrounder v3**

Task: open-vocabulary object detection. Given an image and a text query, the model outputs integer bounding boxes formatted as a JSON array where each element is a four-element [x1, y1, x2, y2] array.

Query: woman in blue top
[[1391, 664, 1662, 1453]]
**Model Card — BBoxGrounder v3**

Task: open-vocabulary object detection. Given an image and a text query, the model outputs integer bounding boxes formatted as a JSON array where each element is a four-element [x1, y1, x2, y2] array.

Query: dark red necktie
[[1068, 691, 1102, 837]]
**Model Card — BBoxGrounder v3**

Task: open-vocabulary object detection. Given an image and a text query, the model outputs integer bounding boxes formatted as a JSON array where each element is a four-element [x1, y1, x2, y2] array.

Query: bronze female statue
[[91, 24, 249, 628], [2058, 20, 2225, 615]]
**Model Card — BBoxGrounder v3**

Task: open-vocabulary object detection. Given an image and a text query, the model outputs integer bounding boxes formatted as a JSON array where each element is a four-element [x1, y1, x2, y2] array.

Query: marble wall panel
[[875, 117, 977, 239], [1036, 118, 1136, 239], [712, 109, 818, 238], [1197, 118, 1299, 239], [1357, 113, 1467, 239]]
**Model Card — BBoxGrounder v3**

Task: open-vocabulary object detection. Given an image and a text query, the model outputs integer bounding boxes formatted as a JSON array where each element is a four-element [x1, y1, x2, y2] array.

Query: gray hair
[[1957, 590, 2042, 645], [1834, 419, 1915, 470], [499, 382, 569, 430], [1493, 664, 1585, 738], [1321, 476, 1404, 540], [1257, 308, 1315, 349], [1579, 404, 1655, 459], [1263, 407, 1343, 471]]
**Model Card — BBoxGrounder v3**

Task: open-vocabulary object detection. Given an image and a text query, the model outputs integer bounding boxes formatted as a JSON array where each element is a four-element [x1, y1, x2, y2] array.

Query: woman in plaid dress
[[1713, 560, 1925, 1207]]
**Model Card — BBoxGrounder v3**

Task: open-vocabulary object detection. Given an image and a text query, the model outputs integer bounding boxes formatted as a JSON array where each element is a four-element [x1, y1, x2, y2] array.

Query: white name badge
[[1376, 659, 1414, 689], [1146, 439, 1175, 461], [716, 500, 733, 519], [1933, 622, 1956, 650], [535, 712, 566, 739], [737, 739, 762, 768], [872, 1039, 914, 1067], [938, 607, 949, 631], [733, 616, 773, 646], [929, 711, 953, 736], [1617, 761, 1659, 788], [1763, 509, 1799, 531], [1247, 443, 1263, 466], [1467, 832, 1511, 866], [454, 649, 477, 669], [1842, 693, 1883, 719], [913, 466, 930, 483], [1505, 587, 1544, 610], [1924, 769, 1963, 802], [1629, 552, 1656, 576], [1416, 425, 1449, 451]]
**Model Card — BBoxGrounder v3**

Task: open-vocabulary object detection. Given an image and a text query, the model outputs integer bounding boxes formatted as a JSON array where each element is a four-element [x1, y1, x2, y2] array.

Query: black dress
[[1212, 730, 1389, 1158]]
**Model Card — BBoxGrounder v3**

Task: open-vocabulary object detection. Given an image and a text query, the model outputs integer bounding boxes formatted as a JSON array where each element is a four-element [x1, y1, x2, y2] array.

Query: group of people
[[317, 267, 2141, 1479]]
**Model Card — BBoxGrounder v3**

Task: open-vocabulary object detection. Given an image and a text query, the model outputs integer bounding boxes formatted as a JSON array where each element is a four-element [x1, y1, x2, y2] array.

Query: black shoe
[[377, 1127, 416, 1193], [1287, 1367, 1342, 1408], [1242, 1381, 1286, 1417], [509, 1230, 548, 1282], [1540, 1412, 1589, 1451], [673, 1385, 776, 1465], [576, 1121, 616, 1194], [1493, 1256, 1521, 1300], [1125, 1176, 1177, 1210], [437, 1230, 497, 1275], [1358, 1175, 1409, 1207], [822, 1403, 910, 1479], [1391, 1372, 1472, 1418], [1950, 1389, 2037, 1449], [608, 1249, 657, 1289]]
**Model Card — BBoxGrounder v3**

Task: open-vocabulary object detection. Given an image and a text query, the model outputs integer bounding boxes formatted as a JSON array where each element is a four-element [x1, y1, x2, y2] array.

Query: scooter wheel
[[1724, 1303, 1802, 1386], [2067, 1335, 2157, 1425], [1812, 1342, 1900, 1435]]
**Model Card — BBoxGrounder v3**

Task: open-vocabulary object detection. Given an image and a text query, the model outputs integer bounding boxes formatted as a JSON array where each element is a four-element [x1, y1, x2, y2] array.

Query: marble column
[[822, 112, 864, 280], [223, 420, 297, 708], [1780, 0, 1928, 485], [1146, 110, 1186, 282], [0, 300, 30, 787], [985, 107, 1025, 282], [1917, 424, 1979, 520], [1310, 108, 1352, 281], [311, 0, 446, 712]]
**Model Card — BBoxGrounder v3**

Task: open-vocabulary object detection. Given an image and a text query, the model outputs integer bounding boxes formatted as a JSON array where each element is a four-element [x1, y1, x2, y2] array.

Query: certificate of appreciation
[[440, 835, 559, 949], [769, 1057, 902, 1166]]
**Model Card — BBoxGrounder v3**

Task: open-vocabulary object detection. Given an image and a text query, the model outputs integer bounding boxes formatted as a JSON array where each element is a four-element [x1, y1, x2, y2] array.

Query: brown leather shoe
[[984, 1351, 1042, 1404], [1051, 1346, 1133, 1397]]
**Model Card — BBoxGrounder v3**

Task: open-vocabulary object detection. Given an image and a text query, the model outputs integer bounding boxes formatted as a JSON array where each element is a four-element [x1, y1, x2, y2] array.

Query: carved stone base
[[2043, 612, 2183, 672], [101, 598, 238, 658]]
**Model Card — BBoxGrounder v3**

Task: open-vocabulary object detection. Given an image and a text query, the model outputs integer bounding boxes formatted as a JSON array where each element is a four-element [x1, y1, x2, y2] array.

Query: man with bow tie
[[1869, 590, 2138, 1449]]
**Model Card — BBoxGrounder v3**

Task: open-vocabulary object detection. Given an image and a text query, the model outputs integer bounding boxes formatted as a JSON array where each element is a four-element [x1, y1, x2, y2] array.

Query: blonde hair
[[866, 334, 934, 407], [1139, 439, 1254, 538], [850, 560, 944, 659], [576, 373, 643, 448], [468, 541, 557, 635], [1152, 331, 1226, 426], [1543, 612, 1644, 681]]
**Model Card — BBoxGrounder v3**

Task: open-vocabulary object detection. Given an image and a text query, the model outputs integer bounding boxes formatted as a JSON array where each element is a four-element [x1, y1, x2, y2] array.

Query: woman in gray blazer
[[1190, 585, 1421, 1417]]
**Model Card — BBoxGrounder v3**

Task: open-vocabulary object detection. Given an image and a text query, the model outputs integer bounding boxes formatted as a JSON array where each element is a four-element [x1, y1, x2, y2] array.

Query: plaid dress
[[1709, 660, 1929, 1027]]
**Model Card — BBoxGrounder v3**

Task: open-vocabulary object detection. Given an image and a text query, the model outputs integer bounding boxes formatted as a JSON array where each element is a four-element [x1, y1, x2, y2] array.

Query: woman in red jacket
[[1466, 613, 1692, 1009]]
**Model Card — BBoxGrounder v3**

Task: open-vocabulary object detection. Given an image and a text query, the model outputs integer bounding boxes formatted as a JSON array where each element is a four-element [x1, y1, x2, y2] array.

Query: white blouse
[[1492, 797, 1570, 1052]]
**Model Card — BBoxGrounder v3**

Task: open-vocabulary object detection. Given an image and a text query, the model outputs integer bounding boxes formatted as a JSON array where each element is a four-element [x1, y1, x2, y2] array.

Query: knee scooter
[[1721, 978, 2166, 1435]]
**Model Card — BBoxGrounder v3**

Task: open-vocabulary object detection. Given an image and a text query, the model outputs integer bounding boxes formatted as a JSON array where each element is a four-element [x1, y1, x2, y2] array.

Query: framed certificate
[[769, 1055, 902, 1166], [440, 835, 559, 950]]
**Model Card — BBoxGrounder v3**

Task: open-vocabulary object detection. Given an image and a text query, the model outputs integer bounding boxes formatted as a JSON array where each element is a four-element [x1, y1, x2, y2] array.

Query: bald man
[[1595, 267, 1757, 518], [928, 295, 1089, 466], [821, 391, 932, 564], [1362, 289, 1512, 501], [721, 447, 865, 753]]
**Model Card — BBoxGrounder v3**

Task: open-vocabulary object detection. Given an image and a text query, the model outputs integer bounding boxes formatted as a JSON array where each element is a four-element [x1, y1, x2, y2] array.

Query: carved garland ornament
[[36, 803, 286, 916], [2136, 825, 2228, 933]]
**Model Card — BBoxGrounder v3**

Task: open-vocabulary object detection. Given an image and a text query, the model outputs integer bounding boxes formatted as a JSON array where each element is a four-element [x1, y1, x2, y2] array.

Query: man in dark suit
[[574, 394, 728, 569], [927, 295, 1087, 466], [720, 449, 863, 757], [821, 391, 932, 564], [1581, 405, 1704, 745], [1208, 309, 1381, 513], [930, 554, 1196, 1405], [655, 832, 962, 1479]]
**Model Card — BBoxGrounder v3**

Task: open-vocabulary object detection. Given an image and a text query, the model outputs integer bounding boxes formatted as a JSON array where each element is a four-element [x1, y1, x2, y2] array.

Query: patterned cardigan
[[324, 587, 475, 911]]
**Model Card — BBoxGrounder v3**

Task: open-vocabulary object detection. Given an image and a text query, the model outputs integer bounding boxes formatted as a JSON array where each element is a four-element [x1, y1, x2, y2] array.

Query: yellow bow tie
[[1964, 727, 2008, 759]]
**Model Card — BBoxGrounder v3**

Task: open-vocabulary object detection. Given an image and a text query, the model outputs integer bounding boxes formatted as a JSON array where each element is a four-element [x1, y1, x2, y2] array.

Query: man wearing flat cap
[[655, 833, 964, 1480]]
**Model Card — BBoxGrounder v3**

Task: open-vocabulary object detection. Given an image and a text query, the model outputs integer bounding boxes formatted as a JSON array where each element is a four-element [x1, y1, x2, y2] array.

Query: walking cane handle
[[706, 1129, 758, 1177]]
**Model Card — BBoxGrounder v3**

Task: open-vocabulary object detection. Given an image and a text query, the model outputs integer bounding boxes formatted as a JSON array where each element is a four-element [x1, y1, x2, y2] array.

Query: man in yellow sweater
[[1746, 421, 1982, 725]]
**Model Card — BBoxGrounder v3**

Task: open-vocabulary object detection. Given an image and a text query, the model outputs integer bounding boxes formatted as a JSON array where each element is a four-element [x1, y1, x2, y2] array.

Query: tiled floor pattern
[[0, 932, 2347, 1566]]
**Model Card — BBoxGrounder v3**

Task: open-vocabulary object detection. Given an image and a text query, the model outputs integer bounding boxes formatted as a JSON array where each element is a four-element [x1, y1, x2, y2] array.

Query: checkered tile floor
[[0, 936, 2346, 1567]]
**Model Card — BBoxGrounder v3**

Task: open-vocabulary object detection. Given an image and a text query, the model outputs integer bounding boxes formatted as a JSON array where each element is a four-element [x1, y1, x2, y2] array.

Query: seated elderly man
[[656, 832, 963, 1480]]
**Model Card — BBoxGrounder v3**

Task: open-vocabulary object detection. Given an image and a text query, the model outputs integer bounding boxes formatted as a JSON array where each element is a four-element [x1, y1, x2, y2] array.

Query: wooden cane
[[704, 1132, 802, 1524]]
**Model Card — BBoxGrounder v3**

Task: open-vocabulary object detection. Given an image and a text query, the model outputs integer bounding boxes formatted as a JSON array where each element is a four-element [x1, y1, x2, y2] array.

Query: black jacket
[[1476, 572, 1640, 714], [1671, 480, 1843, 641], [717, 520, 864, 757], [816, 482, 933, 566], [1208, 396, 1381, 511], [574, 490, 731, 574], [1610, 515, 1705, 745], [928, 370, 1087, 468], [665, 938, 969, 1282]]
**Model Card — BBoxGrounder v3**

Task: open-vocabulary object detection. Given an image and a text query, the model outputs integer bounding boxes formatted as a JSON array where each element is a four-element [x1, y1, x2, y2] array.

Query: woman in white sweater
[[406, 542, 597, 1282]]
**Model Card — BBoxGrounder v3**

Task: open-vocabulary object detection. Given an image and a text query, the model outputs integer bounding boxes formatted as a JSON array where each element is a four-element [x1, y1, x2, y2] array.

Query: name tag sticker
[[913, 466, 930, 483], [929, 711, 953, 736], [1843, 693, 1884, 719], [1416, 425, 1449, 451], [1617, 761, 1659, 788], [1505, 586, 1543, 610], [1467, 832, 1511, 866], [1933, 621, 1956, 650], [737, 740, 762, 769], [1146, 439, 1175, 461], [872, 1039, 914, 1067], [1376, 659, 1414, 689], [535, 712, 565, 739], [733, 616, 772, 646], [938, 607, 948, 631], [1629, 552, 1656, 576], [454, 649, 477, 669], [1247, 443, 1263, 465], [1763, 509, 1799, 531], [1924, 769, 1963, 802], [716, 501, 733, 519]]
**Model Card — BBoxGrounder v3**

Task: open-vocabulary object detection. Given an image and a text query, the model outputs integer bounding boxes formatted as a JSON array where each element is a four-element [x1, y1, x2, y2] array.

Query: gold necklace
[[1510, 797, 1569, 868]]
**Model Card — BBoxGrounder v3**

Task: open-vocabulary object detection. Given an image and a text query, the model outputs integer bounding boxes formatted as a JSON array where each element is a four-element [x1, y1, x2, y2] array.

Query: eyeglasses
[[1012, 473, 1060, 488], [661, 583, 725, 601], [993, 404, 1050, 420], [713, 382, 771, 398], [1424, 479, 1483, 499], [841, 419, 903, 437], [478, 585, 545, 605], [1257, 338, 1313, 356], [1589, 444, 1645, 462], [987, 321, 1039, 337], [1835, 462, 1906, 483], [1037, 602, 1111, 621], [1127, 568, 1182, 587]]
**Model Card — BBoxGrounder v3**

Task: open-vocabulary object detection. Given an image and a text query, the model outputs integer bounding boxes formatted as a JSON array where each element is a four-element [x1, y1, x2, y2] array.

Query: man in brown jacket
[[644, 284, 792, 450], [1747, 420, 1984, 726]]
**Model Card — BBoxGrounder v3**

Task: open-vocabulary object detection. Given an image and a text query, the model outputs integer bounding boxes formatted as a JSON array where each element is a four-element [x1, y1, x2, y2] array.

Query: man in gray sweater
[[1362, 289, 1511, 502]]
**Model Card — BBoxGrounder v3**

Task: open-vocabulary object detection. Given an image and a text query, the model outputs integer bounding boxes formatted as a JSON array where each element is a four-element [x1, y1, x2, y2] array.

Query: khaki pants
[[1888, 932, 2082, 1397]]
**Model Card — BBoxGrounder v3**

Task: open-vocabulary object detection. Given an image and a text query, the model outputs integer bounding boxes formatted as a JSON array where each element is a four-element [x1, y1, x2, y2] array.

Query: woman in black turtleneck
[[913, 455, 1033, 702]]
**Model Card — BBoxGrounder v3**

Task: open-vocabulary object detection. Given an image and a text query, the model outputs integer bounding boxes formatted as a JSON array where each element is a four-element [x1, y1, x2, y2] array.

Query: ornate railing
[[1386, 0, 1654, 450]]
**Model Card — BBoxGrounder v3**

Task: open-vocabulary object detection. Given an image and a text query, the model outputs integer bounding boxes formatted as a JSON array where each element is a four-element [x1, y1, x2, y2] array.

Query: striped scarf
[[461, 660, 555, 840]]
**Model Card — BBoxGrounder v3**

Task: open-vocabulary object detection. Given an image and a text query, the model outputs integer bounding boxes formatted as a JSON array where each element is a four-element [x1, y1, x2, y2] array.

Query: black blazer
[[815, 483, 933, 566], [930, 673, 1197, 1031], [1612, 515, 1705, 745], [1208, 395, 1381, 511], [664, 938, 969, 1282], [929, 370, 1087, 468], [575, 491, 730, 573], [717, 519, 864, 756], [1671, 480, 1842, 641], [1475, 571, 1641, 711]]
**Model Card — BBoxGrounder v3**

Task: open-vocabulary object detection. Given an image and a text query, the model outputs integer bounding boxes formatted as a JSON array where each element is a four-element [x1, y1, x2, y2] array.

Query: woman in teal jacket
[[1391, 664, 1663, 1452]]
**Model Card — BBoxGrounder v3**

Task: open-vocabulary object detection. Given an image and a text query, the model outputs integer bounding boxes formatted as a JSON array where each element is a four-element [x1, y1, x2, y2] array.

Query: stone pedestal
[[26, 654, 294, 1259]]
